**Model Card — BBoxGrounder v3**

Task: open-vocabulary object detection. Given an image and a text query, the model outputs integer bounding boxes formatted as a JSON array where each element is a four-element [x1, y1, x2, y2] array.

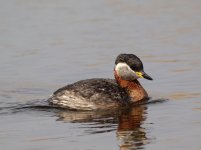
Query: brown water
[[0, 0, 201, 149]]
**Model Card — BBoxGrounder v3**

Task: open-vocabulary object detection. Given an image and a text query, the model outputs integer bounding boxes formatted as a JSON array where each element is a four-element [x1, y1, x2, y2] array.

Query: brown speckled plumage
[[48, 78, 130, 110]]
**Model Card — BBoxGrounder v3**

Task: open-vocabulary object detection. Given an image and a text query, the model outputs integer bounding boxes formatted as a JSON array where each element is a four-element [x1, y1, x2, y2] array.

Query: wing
[[48, 78, 128, 110]]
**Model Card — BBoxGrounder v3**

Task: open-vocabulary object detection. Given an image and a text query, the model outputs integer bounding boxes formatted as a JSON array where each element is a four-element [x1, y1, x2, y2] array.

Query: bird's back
[[48, 78, 129, 110]]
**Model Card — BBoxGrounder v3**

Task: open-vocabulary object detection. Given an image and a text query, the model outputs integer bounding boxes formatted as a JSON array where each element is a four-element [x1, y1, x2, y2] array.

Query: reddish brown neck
[[114, 70, 148, 102]]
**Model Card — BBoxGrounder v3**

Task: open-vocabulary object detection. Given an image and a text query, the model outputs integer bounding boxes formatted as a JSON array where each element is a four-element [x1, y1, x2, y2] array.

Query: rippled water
[[0, 0, 201, 149]]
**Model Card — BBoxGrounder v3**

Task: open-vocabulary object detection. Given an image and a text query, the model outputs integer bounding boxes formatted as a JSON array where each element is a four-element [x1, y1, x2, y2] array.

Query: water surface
[[0, 0, 201, 149]]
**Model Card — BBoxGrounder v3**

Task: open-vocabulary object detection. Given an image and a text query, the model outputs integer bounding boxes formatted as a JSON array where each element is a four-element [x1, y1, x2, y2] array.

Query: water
[[0, 0, 201, 149]]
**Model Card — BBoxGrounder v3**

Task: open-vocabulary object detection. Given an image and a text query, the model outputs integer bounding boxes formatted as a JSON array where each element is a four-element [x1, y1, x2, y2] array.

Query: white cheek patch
[[115, 62, 139, 80], [115, 62, 134, 73]]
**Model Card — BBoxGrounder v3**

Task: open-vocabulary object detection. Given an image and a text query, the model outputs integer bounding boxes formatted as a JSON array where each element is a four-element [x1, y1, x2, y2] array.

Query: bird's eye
[[130, 65, 136, 71], [130, 65, 141, 72]]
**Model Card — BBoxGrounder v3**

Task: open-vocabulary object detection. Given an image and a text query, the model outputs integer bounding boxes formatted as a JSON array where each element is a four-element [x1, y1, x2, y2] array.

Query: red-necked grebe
[[48, 54, 153, 110]]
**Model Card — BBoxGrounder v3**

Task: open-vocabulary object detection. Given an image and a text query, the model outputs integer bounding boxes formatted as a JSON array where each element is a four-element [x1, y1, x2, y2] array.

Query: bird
[[48, 54, 153, 110]]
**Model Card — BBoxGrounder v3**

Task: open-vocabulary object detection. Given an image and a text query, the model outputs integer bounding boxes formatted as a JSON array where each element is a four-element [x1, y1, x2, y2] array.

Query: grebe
[[48, 54, 153, 110]]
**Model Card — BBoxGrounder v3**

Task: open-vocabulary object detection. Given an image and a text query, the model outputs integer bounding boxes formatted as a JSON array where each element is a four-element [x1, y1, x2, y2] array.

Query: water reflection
[[117, 106, 148, 150], [0, 99, 166, 150], [56, 105, 148, 149]]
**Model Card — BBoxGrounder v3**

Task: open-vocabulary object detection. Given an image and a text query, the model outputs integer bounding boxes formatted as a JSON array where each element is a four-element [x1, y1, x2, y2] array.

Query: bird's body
[[49, 79, 128, 110], [48, 54, 153, 110]]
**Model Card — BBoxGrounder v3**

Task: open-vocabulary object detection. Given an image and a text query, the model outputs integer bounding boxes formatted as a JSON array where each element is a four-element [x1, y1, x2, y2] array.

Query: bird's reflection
[[2, 98, 167, 150], [117, 106, 148, 150], [56, 105, 148, 149]]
